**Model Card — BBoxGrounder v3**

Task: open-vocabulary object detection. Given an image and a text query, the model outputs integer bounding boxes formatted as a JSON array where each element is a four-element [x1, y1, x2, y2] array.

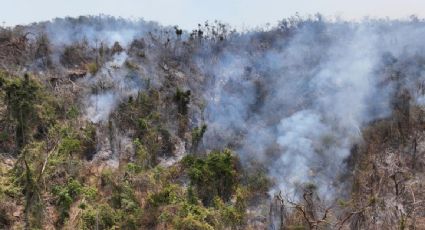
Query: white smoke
[[21, 16, 425, 200], [44, 15, 161, 47], [270, 25, 385, 198], [82, 52, 146, 123], [86, 91, 117, 123], [197, 21, 422, 199], [274, 110, 329, 189]]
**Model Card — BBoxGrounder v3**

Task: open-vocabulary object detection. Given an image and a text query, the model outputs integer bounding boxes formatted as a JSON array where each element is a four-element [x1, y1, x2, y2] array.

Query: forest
[[0, 15, 425, 229]]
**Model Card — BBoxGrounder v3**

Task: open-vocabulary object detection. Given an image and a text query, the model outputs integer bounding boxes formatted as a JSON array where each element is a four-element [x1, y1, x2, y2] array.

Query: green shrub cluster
[[191, 124, 207, 151], [133, 150, 247, 229], [52, 178, 98, 225], [0, 71, 265, 229], [183, 149, 238, 206]]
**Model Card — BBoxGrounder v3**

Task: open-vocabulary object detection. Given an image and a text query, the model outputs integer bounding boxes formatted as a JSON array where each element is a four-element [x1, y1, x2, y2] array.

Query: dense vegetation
[[0, 15, 425, 229], [0, 68, 267, 229]]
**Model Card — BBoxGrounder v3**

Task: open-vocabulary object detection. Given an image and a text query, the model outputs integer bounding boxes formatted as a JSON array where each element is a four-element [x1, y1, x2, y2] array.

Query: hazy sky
[[1, 0, 424, 30]]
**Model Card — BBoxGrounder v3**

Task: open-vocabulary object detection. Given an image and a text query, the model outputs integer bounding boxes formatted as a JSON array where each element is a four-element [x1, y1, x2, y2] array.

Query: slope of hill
[[1, 15, 425, 229]]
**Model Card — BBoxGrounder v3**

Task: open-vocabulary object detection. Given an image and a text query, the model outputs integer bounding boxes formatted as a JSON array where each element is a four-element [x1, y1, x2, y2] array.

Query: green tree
[[1, 73, 40, 149], [183, 149, 238, 206]]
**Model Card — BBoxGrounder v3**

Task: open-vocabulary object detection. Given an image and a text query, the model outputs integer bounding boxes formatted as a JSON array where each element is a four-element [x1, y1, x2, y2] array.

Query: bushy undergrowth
[[0, 70, 262, 228]]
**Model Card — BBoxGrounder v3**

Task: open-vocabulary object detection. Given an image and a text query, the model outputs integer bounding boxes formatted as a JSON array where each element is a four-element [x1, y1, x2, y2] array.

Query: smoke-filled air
[[1, 14, 425, 229]]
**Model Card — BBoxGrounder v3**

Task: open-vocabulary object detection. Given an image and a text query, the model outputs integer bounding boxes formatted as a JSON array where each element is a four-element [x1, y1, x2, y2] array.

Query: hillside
[[1, 15, 425, 229]]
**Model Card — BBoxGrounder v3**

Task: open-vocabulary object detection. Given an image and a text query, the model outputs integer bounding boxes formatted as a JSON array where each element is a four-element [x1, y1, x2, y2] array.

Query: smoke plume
[[19, 16, 425, 199]]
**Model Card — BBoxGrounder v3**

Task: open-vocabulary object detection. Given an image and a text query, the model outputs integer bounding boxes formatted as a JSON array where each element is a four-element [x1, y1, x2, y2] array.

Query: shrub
[[66, 105, 79, 119], [112, 184, 139, 212], [174, 214, 214, 230], [52, 179, 83, 224], [58, 137, 81, 155], [0, 73, 40, 148], [81, 204, 117, 230], [174, 88, 191, 115], [147, 184, 182, 208], [243, 167, 271, 196], [183, 149, 238, 206], [100, 168, 114, 187], [133, 138, 152, 169], [86, 62, 99, 75], [191, 124, 207, 151], [214, 194, 246, 227], [126, 162, 144, 174]]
